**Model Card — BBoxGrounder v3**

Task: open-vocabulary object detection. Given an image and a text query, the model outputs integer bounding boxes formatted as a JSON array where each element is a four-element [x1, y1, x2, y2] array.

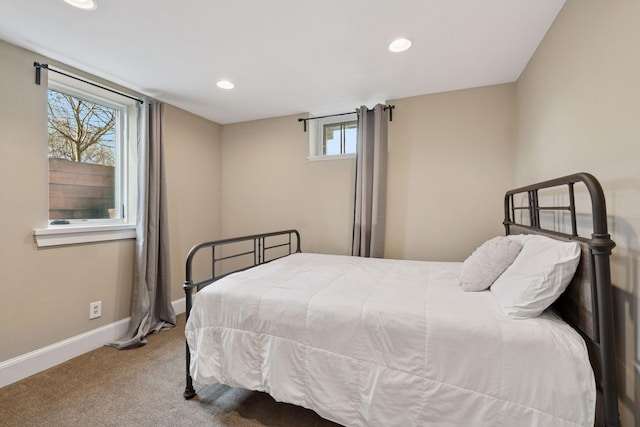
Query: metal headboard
[[503, 172, 619, 427]]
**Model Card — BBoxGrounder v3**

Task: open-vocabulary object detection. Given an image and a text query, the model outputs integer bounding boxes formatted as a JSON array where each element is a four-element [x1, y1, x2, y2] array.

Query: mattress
[[185, 253, 595, 427]]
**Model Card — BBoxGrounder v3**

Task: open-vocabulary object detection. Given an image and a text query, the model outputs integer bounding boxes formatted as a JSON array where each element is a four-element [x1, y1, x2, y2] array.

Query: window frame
[[33, 72, 138, 247], [307, 113, 358, 161]]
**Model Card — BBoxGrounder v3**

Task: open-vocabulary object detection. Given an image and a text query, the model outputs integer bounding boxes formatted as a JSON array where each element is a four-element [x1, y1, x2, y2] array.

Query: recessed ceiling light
[[388, 38, 412, 53], [216, 80, 234, 90], [64, 0, 97, 10]]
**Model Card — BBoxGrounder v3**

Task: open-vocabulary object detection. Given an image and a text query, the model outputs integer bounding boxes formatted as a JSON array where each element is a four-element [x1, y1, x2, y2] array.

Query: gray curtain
[[351, 104, 389, 258], [110, 100, 176, 349]]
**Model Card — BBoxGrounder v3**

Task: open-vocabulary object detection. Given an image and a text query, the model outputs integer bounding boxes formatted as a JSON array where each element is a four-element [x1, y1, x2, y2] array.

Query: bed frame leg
[[183, 341, 196, 399], [183, 278, 197, 400], [183, 388, 196, 400], [183, 380, 196, 399]]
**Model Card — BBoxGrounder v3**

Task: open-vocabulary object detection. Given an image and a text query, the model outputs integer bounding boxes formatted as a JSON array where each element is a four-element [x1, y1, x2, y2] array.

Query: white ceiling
[[0, 0, 565, 124]]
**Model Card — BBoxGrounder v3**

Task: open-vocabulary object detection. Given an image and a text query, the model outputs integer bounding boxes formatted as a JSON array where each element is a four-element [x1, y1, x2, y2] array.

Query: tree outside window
[[47, 88, 120, 221], [47, 89, 116, 166]]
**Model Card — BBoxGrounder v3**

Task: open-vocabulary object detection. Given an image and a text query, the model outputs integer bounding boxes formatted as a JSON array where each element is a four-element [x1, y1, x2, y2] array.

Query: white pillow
[[490, 234, 581, 319], [459, 236, 523, 291]]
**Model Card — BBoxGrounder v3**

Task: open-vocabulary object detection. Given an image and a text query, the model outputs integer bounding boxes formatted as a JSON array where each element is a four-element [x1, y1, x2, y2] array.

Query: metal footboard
[[182, 229, 301, 399]]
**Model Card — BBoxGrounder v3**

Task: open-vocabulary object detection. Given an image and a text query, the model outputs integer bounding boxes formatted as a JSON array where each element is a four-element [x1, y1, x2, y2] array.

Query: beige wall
[[386, 84, 516, 262], [0, 40, 134, 361], [516, 1, 640, 424], [221, 114, 355, 255], [0, 40, 222, 362], [164, 104, 222, 300], [220, 85, 515, 263]]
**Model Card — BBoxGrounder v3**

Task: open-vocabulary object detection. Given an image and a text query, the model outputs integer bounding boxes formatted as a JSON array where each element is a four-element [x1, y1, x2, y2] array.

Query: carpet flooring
[[0, 314, 341, 427]]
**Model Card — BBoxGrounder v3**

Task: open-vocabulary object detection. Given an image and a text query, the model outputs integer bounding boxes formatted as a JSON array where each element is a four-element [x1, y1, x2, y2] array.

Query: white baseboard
[[172, 296, 186, 315], [0, 297, 186, 389]]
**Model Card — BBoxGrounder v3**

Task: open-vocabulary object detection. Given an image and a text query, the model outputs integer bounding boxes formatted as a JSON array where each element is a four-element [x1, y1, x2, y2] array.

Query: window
[[308, 114, 358, 160], [34, 72, 138, 247], [323, 120, 357, 155]]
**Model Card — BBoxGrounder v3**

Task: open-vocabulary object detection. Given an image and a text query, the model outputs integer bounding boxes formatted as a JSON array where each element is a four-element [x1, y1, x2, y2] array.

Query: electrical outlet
[[89, 301, 102, 320]]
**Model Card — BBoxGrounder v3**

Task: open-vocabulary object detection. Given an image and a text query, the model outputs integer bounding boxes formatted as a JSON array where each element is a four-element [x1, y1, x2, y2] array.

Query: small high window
[[323, 121, 357, 155], [308, 113, 357, 160]]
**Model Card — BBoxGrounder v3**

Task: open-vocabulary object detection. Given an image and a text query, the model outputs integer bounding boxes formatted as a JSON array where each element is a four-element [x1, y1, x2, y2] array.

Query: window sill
[[307, 153, 356, 162], [33, 224, 136, 248]]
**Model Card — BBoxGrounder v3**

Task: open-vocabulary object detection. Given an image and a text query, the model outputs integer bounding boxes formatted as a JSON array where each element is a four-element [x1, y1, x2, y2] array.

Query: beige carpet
[[0, 314, 341, 427]]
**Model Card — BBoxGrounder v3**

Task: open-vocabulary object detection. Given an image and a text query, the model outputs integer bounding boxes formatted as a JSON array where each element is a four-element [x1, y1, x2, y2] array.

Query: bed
[[182, 173, 620, 427]]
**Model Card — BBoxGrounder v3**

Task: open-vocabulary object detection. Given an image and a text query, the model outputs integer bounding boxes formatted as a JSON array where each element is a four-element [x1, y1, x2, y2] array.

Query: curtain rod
[[297, 104, 395, 132], [33, 62, 144, 105]]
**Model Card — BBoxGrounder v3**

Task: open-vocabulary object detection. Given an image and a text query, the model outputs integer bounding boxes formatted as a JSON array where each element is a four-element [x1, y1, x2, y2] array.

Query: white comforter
[[185, 253, 595, 427]]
